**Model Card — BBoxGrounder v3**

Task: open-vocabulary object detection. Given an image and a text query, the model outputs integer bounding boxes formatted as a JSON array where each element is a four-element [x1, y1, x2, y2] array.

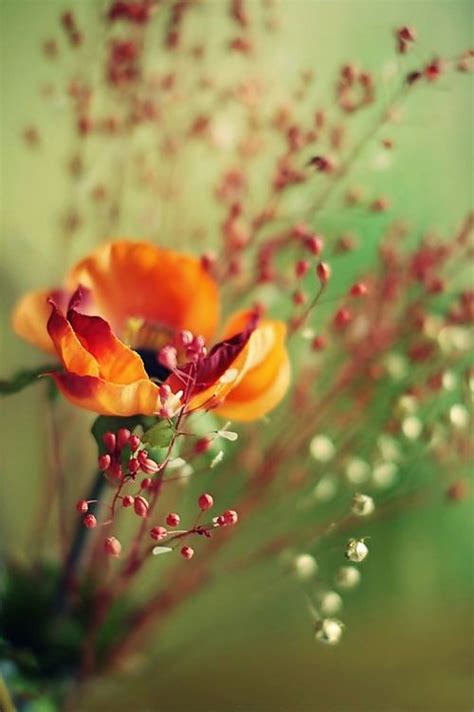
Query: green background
[[1, 1, 473, 710]]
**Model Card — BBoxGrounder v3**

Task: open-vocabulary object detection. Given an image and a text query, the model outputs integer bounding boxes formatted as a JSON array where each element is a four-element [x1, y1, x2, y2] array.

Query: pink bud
[[198, 493, 214, 511], [194, 436, 212, 454], [122, 495, 134, 508], [128, 458, 140, 475], [293, 290, 306, 306], [200, 252, 216, 272], [316, 262, 331, 284], [295, 259, 310, 278], [76, 499, 88, 513], [158, 345, 178, 370], [83, 513, 97, 528], [140, 458, 159, 475], [117, 428, 131, 450], [134, 496, 149, 518], [141, 477, 152, 490], [150, 525, 167, 541], [98, 454, 111, 471], [333, 307, 352, 329], [181, 546, 194, 560], [159, 384, 172, 401], [102, 432, 116, 453], [104, 536, 122, 558], [350, 282, 368, 297], [305, 235, 324, 255], [166, 512, 180, 527], [176, 330, 193, 349], [312, 335, 327, 351], [129, 434, 141, 451], [223, 509, 238, 526]]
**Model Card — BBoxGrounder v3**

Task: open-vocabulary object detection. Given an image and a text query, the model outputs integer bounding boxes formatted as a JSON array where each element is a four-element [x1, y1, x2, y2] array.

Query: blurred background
[[1, 1, 473, 710]]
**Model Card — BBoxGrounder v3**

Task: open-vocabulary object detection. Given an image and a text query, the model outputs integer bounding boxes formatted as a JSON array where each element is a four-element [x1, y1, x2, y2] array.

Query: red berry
[[333, 307, 352, 329], [350, 282, 368, 297], [150, 526, 168, 541], [76, 499, 88, 513], [83, 513, 97, 528], [129, 434, 141, 451], [181, 546, 194, 560], [316, 262, 331, 284], [98, 454, 111, 471], [104, 536, 122, 557], [102, 432, 116, 453], [194, 436, 212, 454], [122, 495, 134, 508], [117, 428, 131, 450], [134, 496, 149, 518], [166, 512, 180, 527], [223, 509, 238, 526], [198, 493, 214, 511]]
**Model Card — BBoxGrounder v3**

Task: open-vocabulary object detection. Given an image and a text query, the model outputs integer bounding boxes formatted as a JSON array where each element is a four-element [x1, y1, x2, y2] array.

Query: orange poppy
[[12, 240, 290, 421]]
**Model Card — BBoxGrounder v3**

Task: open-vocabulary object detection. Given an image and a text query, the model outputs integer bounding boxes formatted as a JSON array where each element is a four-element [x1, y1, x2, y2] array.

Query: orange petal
[[68, 310, 149, 384], [187, 312, 290, 421], [67, 240, 220, 342], [47, 303, 100, 377], [50, 372, 161, 416], [11, 289, 64, 354], [214, 318, 290, 421], [214, 352, 291, 422]]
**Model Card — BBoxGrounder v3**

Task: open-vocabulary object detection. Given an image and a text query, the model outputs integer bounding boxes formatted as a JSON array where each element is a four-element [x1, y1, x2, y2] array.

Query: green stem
[[55, 470, 107, 614], [0, 675, 16, 712]]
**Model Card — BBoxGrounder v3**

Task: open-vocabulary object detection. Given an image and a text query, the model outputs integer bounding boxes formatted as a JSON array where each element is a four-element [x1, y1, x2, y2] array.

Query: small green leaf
[[0, 365, 57, 396], [142, 420, 174, 448], [91, 415, 156, 453]]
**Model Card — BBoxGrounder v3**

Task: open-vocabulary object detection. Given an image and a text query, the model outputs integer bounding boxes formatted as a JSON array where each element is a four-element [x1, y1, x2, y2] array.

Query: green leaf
[[142, 420, 174, 448], [91, 415, 156, 453], [0, 365, 57, 396]]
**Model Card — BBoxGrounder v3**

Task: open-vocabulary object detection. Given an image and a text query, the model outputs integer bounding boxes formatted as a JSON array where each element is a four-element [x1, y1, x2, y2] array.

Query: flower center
[[124, 317, 174, 381]]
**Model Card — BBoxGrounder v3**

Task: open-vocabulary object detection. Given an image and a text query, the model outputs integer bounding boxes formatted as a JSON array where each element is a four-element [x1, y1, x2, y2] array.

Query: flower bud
[[293, 553, 318, 580], [104, 536, 121, 557], [314, 618, 344, 645], [134, 495, 149, 518], [198, 493, 214, 511], [351, 493, 374, 517], [316, 261, 331, 284], [158, 345, 178, 370], [76, 499, 88, 513], [181, 545, 194, 560], [129, 434, 141, 451], [117, 427, 131, 450], [102, 431, 116, 453], [122, 495, 134, 508], [98, 454, 111, 471], [223, 509, 238, 526], [335, 565, 361, 589], [166, 512, 180, 527], [150, 526, 167, 541], [140, 458, 159, 475], [345, 538, 369, 563], [83, 513, 97, 528]]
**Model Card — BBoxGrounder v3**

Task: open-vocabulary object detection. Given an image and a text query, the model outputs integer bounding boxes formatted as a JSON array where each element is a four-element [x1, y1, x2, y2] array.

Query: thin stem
[[54, 469, 107, 614]]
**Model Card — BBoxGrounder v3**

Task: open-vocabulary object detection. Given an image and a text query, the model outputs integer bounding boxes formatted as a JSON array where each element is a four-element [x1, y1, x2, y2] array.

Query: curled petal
[[68, 310, 148, 384], [186, 311, 290, 421], [215, 318, 290, 420], [50, 372, 161, 416], [12, 288, 67, 354], [214, 352, 291, 422], [47, 303, 100, 377], [68, 240, 220, 341]]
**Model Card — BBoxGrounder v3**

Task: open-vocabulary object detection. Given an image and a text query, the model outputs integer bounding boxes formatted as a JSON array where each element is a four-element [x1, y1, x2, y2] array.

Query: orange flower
[[12, 240, 290, 420]]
